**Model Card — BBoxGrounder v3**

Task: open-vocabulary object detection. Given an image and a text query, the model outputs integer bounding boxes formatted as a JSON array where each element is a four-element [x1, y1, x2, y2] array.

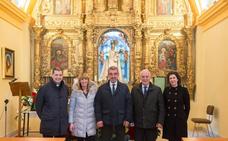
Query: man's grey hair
[[140, 69, 151, 77], [108, 66, 119, 73]]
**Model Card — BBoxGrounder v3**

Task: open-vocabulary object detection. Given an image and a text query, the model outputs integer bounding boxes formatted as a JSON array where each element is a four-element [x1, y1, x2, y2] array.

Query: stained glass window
[[195, 0, 219, 14], [10, 0, 30, 12]]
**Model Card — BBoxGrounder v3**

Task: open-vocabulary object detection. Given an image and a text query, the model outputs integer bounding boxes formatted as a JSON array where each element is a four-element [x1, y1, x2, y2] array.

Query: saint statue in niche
[[98, 31, 130, 83], [99, 40, 123, 81]]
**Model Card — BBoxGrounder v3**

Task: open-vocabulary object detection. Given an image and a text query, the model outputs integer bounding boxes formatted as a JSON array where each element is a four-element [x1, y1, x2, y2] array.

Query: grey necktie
[[112, 84, 116, 95], [143, 86, 147, 95]]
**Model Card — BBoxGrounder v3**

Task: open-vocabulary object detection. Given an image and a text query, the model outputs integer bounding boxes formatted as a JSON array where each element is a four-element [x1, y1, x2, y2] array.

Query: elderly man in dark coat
[[131, 69, 165, 141], [36, 68, 69, 137]]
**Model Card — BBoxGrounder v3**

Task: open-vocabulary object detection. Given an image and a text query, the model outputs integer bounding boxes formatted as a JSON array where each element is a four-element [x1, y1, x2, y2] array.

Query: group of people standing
[[36, 66, 190, 141]]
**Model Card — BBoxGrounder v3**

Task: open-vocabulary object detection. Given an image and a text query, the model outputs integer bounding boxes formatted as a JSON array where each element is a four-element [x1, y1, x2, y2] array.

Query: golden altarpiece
[[31, 0, 196, 98]]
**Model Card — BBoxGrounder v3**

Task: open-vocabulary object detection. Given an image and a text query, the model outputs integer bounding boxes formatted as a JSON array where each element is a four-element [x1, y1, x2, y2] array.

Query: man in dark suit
[[94, 66, 132, 141], [131, 69, 165, 141]]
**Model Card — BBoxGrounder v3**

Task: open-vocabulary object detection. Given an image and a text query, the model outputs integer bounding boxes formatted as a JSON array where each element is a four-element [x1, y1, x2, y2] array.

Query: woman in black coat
[[162, 71, 190, 141]]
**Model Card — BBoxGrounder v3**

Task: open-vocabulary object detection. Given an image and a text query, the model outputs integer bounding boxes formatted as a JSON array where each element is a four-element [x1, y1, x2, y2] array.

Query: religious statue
[[99, 40, 123, 81]]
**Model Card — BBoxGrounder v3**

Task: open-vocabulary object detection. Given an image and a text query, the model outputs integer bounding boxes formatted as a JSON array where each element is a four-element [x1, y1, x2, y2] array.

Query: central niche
[[98, 30, 130, 83]]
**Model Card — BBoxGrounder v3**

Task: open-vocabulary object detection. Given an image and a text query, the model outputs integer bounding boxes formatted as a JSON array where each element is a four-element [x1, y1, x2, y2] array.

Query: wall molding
[[197, 0, 228, 31], [0, 0, 28, 30]]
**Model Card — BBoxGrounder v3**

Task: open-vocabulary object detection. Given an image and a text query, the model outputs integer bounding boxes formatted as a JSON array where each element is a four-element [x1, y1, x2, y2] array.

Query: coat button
[[167, 114, 170, 116], [174, 114, 177, 116], [174, 100, 177, 102], [168, 107, 170, 109], [175, 93, 178, 95], [174, 107, 177, 110], [168, 99, 170, 102], [169, 92, 171, 94]]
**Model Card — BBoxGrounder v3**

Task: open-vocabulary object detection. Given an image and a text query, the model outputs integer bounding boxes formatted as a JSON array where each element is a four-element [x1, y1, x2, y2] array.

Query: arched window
[[10, 0, 30, 12], [195, 0, 220, 14]]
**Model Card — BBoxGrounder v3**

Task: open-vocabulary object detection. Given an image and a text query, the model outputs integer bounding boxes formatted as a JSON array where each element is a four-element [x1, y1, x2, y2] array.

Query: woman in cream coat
[[69, 73, 98, 141]]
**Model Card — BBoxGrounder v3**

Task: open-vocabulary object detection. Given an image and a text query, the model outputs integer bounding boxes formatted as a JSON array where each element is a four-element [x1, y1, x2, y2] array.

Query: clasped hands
[[96, 120, 130, 128]]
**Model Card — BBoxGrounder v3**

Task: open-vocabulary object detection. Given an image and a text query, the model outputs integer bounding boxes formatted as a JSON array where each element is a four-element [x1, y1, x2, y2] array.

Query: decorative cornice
[[197, 0, 228, 31], [27, 0, 37, 15], [188, 0, 199, 25], [0, 0, 28, 30], [188, 0, 199, 16]]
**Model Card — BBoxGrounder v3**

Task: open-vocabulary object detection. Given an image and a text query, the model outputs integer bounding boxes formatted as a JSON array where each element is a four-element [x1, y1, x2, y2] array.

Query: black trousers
[[100, 125, 125, 141], [76, 134, 95, 141], [134, 127, 158, 141], [43, 134, 65, 138]]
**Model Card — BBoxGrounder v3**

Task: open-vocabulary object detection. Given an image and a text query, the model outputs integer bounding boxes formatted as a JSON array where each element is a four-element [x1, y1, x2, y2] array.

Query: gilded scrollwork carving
[[32, 26, 46, 89], [32, 0, 195, 98], [85, 26, 95, 79], [182, 26, 195, 96], [153, 29, 185, 76], [40, 0, 53, 15]]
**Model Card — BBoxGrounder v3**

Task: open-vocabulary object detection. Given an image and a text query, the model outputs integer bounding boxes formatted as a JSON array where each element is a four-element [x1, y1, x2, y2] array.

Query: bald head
[[140, 69, 151, 85]]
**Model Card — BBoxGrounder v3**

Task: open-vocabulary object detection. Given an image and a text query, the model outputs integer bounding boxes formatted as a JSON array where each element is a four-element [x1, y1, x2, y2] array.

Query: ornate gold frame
[[153, 30, 185, 77], [41, 33, 72, 76], [93, 27, 135, 82]]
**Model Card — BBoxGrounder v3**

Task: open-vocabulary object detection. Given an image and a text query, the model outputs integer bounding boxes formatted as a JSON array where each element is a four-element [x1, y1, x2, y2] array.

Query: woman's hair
[[77, 73, 90, 91], [166, 71, 181, 86]]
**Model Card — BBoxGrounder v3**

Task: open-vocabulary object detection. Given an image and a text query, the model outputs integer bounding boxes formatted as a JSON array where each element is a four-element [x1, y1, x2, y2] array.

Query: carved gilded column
[[86, 0, 93, 13], [183, 27, 195, 96], [95, 0, 106, 11], [85, 27, 94, 80], [122, 0, 131, 12], [143, 28, 150, 69], [73, 0, 82, 15], [108, 0, 119, 10], [133, 0, 141, 14], [134, 27, 142, 81], [78, 28, 85, 75], [145, 0, 155, 16], [32, 26, 46, 89]]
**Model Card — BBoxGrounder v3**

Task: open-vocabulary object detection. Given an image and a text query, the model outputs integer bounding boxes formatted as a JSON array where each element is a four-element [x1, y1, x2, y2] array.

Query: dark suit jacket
[[131, 82, 165, 128], [94, 80, 132, 125], [36, 79, 69, 136]]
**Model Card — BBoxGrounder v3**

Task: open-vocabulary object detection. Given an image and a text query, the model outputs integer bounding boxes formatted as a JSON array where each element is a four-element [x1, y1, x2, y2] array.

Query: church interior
[[0, 0, 228, 139]]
